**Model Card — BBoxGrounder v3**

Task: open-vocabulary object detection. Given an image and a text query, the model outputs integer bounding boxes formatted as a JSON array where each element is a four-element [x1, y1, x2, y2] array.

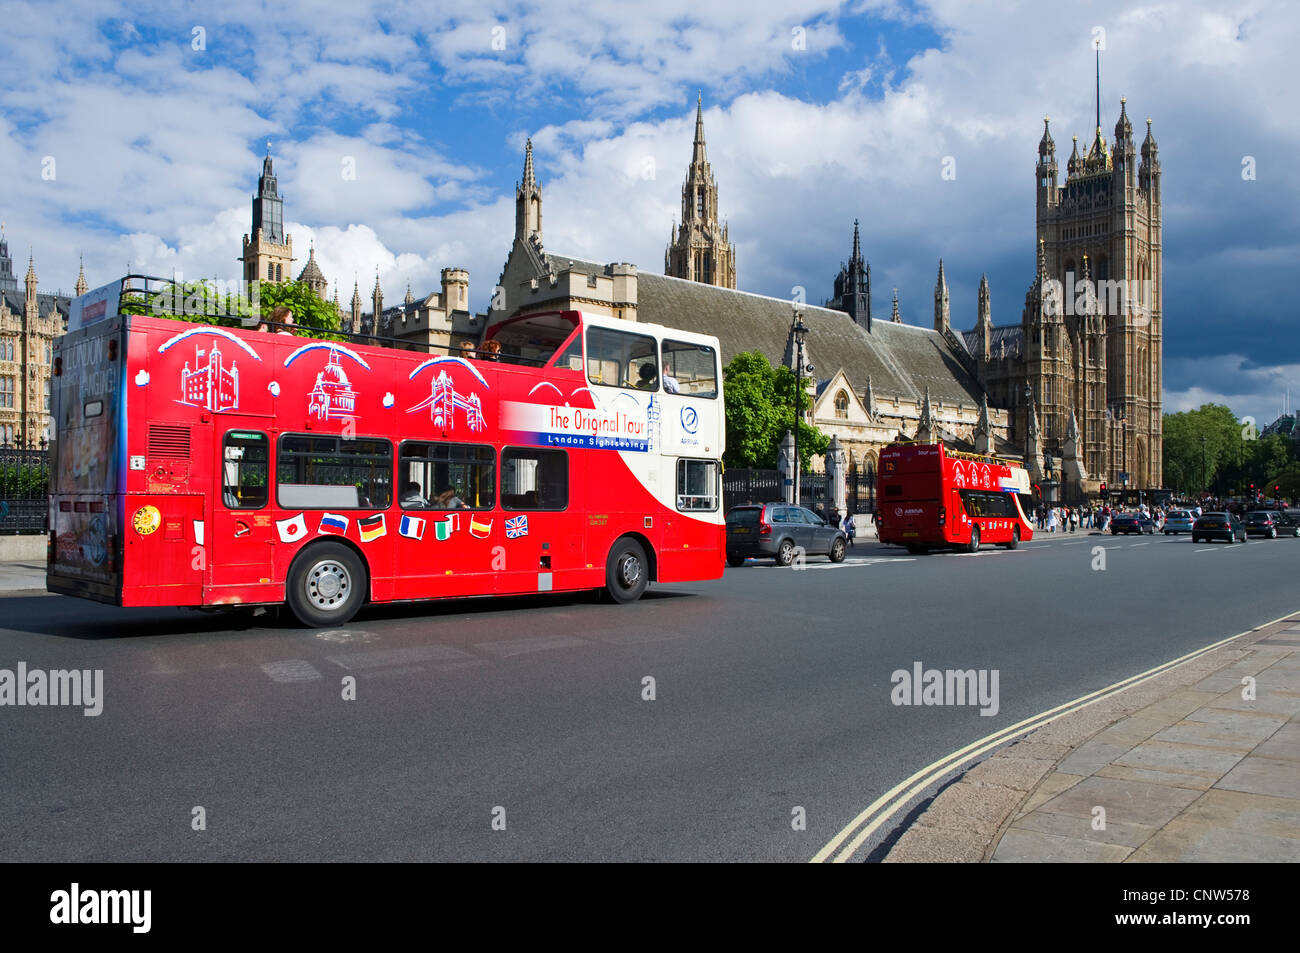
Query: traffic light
[[1100, 482, 1108, 501]]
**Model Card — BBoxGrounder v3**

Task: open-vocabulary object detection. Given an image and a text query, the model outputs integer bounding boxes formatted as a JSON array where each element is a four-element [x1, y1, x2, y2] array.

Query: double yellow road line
[[810, 611, 1296, 863]]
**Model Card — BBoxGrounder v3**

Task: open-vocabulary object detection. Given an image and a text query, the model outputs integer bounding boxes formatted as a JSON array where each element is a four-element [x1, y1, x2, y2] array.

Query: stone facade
[[964, 99, 1163, 491], [241, 151, 295, 284], [0, 234, 73, 447]]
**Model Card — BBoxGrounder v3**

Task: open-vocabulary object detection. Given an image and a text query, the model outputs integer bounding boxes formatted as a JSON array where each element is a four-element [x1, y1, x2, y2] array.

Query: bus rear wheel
[[966, 525, 980, 553], [286, 542, 366, 627], [605, 537, 649, 604]]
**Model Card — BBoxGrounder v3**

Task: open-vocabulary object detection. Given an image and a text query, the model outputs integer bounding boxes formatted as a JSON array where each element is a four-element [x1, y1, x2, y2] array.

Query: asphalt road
[[2, 529, 1296, 862]]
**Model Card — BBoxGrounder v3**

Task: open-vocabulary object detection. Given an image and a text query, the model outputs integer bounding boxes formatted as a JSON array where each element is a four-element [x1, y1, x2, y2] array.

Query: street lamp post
[[791, 307, 809, 507]]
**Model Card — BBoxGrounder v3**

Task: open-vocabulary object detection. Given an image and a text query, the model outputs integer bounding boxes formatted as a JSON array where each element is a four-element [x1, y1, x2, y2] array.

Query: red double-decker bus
[[876, 442, 1034, 554], [48, 276, 725, 626]]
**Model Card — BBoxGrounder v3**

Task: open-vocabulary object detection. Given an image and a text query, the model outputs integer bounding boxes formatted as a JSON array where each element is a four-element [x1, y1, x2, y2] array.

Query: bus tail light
[[938, 505, 946, 526]]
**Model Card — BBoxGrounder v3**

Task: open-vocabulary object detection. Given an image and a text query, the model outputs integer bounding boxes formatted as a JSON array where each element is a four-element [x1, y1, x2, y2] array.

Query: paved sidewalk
[[886, 614, 1300, 862], [0, 560, 47, 593]]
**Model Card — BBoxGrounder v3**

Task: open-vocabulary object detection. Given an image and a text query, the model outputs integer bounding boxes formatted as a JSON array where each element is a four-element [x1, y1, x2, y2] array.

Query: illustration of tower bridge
[[408, 369, 485, 432]]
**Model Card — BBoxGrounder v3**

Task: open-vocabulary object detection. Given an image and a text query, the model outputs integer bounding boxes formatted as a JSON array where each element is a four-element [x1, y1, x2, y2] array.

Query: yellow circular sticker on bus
[[132, 505, 161, 536]]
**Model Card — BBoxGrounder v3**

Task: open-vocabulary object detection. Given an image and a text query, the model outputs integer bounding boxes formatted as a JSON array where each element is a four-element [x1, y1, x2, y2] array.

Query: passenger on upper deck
[[636, 364, 658, 390]]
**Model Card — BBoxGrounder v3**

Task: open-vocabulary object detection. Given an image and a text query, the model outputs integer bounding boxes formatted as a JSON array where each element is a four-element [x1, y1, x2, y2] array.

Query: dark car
[[1192, 512, 1247, 544], [1243, 510, 1286, 538], [1110, 512, 1155, 535], [726, 503, 848, 567], [1278, 511, 1300, 536]]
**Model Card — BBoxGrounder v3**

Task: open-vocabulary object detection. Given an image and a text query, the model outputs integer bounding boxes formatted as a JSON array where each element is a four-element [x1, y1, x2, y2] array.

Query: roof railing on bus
[[884, 437, 1025, 468], [111, 274, 552, 367]]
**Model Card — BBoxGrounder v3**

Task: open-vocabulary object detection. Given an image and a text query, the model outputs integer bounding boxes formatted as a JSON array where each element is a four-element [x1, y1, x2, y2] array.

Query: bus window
[[399, 442, 494, 510], [501, 448, 568, 510], [222, 431, 269, 508], [676, 458, 719, 511], [277, 434, 393, 510], [490, 312, 578, 366], [586, 327, 657, 390], [551, 331, 583, 372], [662, 340, 718, 398]]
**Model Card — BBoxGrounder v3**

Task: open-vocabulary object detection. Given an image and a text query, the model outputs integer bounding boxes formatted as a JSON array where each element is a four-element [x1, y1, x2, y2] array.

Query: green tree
[[121, 279, 342, 339], [256, 281, 344, 339], [1162, 404, 1242, 493], [722, 350, 828, 470]]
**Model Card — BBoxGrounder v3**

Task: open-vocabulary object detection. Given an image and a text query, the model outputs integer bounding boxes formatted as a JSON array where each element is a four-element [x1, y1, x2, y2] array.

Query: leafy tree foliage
[[120, 279, 342, 339], [1164, 403, 1300, 498], [723, 350, 828, 470]]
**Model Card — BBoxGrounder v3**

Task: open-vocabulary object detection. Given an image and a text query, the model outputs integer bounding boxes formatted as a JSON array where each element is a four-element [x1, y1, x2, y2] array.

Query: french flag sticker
[[399, 515, 426, 540], [318, 513, 349, 536], [276, 514, 308, 543]]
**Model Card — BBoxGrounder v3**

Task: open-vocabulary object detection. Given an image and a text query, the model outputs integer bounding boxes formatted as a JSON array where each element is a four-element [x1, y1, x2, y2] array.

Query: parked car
[[1162, 509, 1196, 535], [1110, 512, 1156, 535], [1192, 512, 1247, 544], [725, 503, 848, 566], [1243, 510, 1300, 538]]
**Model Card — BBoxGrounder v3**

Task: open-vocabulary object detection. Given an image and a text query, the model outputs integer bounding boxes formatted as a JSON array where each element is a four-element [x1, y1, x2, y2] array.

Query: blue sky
[[2, 0, 1298, 428]]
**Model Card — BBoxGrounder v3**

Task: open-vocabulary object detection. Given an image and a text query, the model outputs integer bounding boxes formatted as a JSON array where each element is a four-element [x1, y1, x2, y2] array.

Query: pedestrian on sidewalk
[[843, 512, 857, 547]]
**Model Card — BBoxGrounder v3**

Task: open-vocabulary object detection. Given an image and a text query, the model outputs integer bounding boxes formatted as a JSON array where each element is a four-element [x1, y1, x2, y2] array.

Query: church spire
[[891, 288, 901, 323], [522, 137, 536, 189], [934, 259, 950, 332], [976, 273, 992, 362], [515, 138, 543, 243], [75, 255, 88, 296], [665, 94, 735, 288], [692, 91, 707, 165]]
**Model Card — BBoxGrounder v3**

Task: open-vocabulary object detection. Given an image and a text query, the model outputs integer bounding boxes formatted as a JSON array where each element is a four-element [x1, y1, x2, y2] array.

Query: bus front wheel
[[605, 537, 649, 604], [286, 542, 367, 627]]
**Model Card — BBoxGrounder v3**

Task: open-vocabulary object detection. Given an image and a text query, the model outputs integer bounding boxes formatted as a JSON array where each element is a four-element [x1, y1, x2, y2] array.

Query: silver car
[[1163, 509, 1196, 535]]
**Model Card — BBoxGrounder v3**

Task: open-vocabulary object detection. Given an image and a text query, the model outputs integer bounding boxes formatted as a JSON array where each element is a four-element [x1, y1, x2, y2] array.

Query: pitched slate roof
[[962, 323, 1024, 359], [634, 271, 982, 406], [0, 290, 69, 319]]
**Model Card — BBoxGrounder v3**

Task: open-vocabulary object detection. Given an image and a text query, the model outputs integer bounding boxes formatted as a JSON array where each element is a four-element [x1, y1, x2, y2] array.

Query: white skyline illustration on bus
[[407, 357, 488, 432], [306, 347, 358, 420], [180, 342, 240, 412]]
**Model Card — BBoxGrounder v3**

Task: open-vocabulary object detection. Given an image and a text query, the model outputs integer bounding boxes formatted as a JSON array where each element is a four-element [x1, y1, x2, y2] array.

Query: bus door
[[496, 446, 580, 595], [209, 427, 275, 595], [392, 439, 502, 600]]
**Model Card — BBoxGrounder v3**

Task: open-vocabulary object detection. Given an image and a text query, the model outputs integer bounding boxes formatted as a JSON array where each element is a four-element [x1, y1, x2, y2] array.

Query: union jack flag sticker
[[505, 515, 529, 539]]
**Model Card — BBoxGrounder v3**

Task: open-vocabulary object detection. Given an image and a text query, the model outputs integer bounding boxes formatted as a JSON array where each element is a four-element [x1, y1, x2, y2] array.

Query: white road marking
[[261, 659, 323, 683], [811, 608, 1300, 864]]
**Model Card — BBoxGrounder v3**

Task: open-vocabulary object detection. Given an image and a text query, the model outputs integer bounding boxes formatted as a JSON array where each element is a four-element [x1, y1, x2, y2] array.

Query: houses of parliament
[[9, 76, 1162, 492]]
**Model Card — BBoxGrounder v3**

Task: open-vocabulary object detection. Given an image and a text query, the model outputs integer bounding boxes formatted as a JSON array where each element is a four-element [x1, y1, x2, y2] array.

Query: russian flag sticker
[[318, 513, 349, 536]]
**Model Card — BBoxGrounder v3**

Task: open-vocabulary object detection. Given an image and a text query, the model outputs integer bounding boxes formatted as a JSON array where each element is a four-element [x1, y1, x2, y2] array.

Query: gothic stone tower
[[242, 148, 294, 284], [665, 95, 736, 288], [826, 219, 871, 330], [1029, 91, 1162, 489]]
